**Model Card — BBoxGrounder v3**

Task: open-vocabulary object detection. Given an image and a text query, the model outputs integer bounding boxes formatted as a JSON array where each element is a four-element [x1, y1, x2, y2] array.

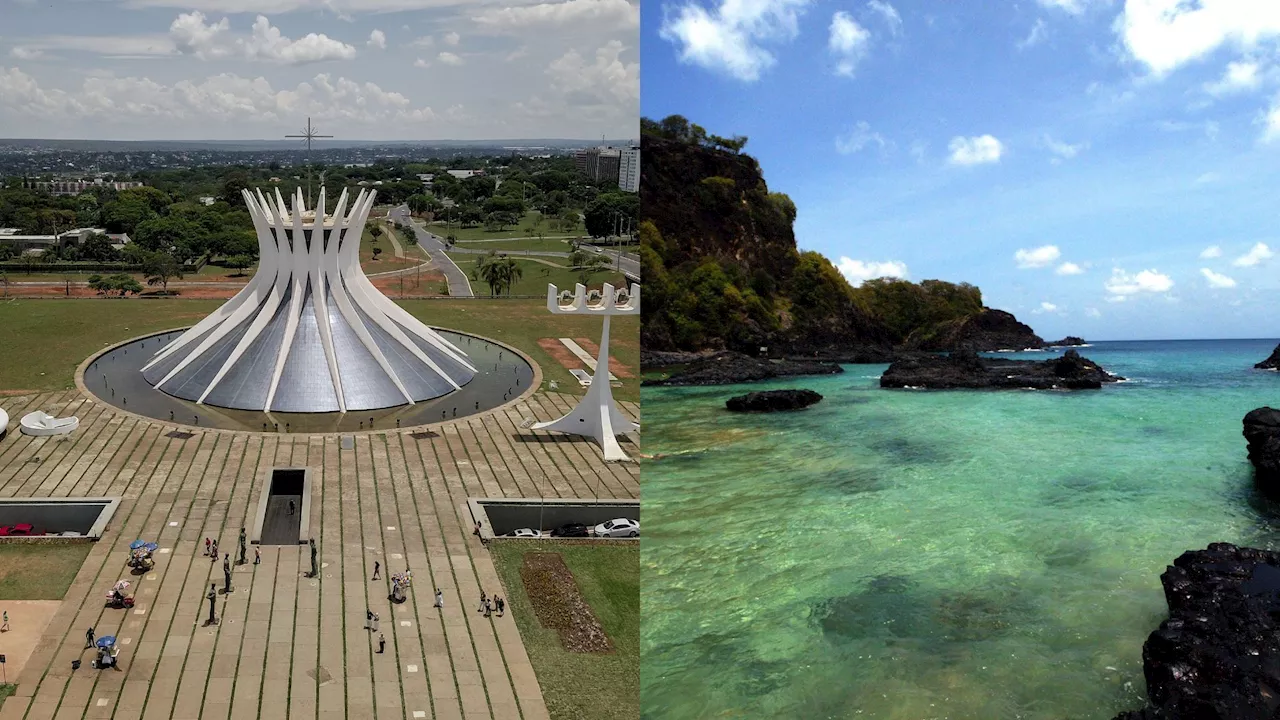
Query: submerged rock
[[1255, 344, 1280, 370], [1113, 543, 1280, 720], [1243, 407, 1280, 495], [725, 389, 823, 412], [643, 351, 842, 387], [879, 348, 1122, 390]]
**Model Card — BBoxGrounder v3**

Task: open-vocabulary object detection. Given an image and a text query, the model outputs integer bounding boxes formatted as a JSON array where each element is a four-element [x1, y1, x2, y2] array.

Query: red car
[[0, 524, 37, 537]]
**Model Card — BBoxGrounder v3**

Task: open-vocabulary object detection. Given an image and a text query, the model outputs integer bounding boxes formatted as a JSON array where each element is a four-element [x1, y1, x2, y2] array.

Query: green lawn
[[447, 253, 630, 299], [428, 211, 585, 243], [453, 238, 575, 253], [0, 298, 639, 401], [0, 543, 93, 600], [488, 542, 638, 720]]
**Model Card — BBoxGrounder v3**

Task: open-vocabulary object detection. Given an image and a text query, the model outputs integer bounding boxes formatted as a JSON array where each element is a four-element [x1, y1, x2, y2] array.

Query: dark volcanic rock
[[880, 348, 1122, 390], [908, 308, 1045, 352], [1113, 543, 1280, 720], [725, 389, 823, 412], [1243, 408, 1280, 494], [643, 351, 843, 387], [1046, 336, 1087, 347], [1255, 344, 1280, 370]]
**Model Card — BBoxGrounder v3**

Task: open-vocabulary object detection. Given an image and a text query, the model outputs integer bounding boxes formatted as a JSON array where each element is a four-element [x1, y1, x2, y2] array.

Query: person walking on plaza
[[86, 626, 95, 648], [238, 527, 247, 565], [371, 612, 380, 633], [309, 538, 318, 577], [496, 597, 505, 617], [477, 590, 487, 613], [378, 633, 386, 654], [254, 546, 261, 565], [483, 598, 492, 618], [2, 610, 8, 632], [365, 609, 373, 631], [372, 560, 380, 581], [204, 537, 211, 556], [210, 539, 218, 563], [207, 584, 218, 625], [435, 588, 443, 609], [288, 499, 296, 515]]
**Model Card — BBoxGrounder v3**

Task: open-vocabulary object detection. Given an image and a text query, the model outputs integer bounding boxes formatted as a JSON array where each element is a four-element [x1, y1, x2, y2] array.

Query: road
[[388, 205, 474, 297]]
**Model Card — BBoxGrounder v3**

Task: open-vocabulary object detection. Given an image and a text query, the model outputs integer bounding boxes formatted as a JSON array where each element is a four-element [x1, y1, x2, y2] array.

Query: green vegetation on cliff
[[641, 115, 1002, 355]]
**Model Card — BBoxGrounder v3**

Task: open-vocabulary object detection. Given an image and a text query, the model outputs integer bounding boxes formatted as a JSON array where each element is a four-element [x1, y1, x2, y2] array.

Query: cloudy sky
[[644, 0, 1280, 341], [0, 0, 638, 141]]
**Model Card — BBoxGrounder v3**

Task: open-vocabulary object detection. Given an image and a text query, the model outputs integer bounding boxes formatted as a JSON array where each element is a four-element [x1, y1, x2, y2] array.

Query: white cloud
[[659, 0, 810, 81], [413, 57, 430, 68], [1200, 268, 1237, 288], [1085, 307, 1101, 318], [506, 46, 529, 62], [828, 11, 871, 77], [837, 257, 908, 286], [1204, 60, 1261, 95], [410, 35, 433, 47], [948, 134, 1003, 165], [169, 12, 357, 64], [1037, 0, 1090, 14], [437, 51, 463, 65], [1033, 301, 1059, 314], [544, 40, 638, 108], [908, 139, 927, 163], [122, 0, 537, 12], [368, 29, 386, 49], [401, 24, 410, 31], [473, 0, 638, 33], [1105, 268, 1174, 300], [1195, 171, 1221, 184], [1200, 245, 1222, 258], [868, 1, 902, 35], [1015, 245, 1061, 268], [1056, 261, 1085, 275], [0, 65, 432, 127], [1232, 241, 1274, 267], [835, 121, 886, 154], [1116, 0, 1280, 77], [1043, 134, 1087, 162], [1264, 97, 1280, 143], [9, 47, 44, 60], [1018, 19, 1048, 50], [443, 31, 460, 45]]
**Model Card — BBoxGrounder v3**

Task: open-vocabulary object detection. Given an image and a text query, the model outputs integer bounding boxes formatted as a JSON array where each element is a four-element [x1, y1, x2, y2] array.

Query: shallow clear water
[[640, 340, 1280, 719]]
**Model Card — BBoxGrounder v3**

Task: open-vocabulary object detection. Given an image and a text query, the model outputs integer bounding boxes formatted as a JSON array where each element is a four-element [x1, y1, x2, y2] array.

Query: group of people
[[477, 590, 505, 617], [205, 533, 259, 565]]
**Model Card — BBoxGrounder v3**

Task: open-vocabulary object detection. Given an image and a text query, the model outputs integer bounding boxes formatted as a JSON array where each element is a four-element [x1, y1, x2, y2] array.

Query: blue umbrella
[[96, 636, 116, 648], [143, 542, 158, 552], [129, 540, 146, 550]]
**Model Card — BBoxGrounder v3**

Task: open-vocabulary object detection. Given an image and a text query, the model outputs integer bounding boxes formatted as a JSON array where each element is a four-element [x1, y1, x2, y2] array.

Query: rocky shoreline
[[1243, 407, 1280, 495], [641, 351, 843, 387], [1113, 543, 1280, 720], [1255, 343, 1280, 370], [880, 348, 1122, 390]]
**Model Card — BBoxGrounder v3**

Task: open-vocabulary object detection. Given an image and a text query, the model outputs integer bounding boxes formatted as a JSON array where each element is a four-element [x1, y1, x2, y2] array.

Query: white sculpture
[[0, 407, 8, 437], [533, 282, 639, 461], [141, 187, 476, 413], [20, 410, 79, 436]]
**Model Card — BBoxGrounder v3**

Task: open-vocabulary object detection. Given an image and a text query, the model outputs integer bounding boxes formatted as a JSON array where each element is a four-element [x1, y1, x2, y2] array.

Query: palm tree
[[471, 252, 504, 297], [495, 256, 522, 296]]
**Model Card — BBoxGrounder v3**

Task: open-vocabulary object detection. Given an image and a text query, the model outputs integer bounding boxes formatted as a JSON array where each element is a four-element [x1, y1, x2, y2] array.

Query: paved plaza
[[0, 388, 639, 720]]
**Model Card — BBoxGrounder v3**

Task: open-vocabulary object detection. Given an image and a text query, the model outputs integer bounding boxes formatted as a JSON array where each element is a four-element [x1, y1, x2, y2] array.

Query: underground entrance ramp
[[252, 468, 311, 545]]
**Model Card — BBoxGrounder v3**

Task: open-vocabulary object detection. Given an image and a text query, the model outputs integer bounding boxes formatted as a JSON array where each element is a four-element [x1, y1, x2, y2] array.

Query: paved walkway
[[0, 388, 639, 720]]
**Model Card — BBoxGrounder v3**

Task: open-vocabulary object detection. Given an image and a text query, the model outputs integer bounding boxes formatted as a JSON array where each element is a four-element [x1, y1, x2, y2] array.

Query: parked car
[[593, 518, 639, 538], [551, 523, 589, 538], [0, 523, 37, 537], [511, 528, 542, 538]]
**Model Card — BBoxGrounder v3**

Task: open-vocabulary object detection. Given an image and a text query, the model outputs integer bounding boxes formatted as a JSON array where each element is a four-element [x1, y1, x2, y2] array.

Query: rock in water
[[880, 348, 1121, 390], [725, 389, 823, 412], [1255, 344, 1280, 370], [1046, 336, 1087, 347], [1113, 543, 1280, 720], [643, 351, 842, 387], [1244, 407, 1280, 495]]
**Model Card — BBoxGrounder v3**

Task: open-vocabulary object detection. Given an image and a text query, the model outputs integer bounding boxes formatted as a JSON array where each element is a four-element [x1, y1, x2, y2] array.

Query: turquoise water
[[640, 340, 1280, 719]]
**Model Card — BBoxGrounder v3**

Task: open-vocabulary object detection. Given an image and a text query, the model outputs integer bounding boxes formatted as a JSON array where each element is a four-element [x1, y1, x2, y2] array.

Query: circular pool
[[81, 328, 537, 433]]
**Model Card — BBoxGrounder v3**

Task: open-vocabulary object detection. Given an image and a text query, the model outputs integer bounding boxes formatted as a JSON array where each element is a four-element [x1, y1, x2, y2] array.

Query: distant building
[[446, 169, 484, 180], [0, 227, 129, 252], [198, 196, 217, 206], [574, 147, 625, 187], [618, 146, 640, 193], [24, 178, 144, 196]]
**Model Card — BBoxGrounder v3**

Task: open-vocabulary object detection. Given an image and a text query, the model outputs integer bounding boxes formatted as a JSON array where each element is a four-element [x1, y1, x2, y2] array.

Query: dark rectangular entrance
[[261, 469, 304, 545]]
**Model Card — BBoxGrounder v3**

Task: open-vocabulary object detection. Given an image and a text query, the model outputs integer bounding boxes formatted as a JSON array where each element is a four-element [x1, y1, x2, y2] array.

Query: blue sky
[[643, 0, 1280, 341], [0, 0, 638, 140]]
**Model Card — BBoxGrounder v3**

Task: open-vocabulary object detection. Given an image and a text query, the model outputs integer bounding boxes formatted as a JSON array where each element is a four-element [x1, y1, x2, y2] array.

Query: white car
[[511, 528, 542, 538], [593, 518, 639, 538]]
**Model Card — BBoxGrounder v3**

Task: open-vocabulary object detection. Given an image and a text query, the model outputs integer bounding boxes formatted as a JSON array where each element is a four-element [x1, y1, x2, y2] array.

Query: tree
[[583, 192, 638, 238], [372, 246, 383, 260], [102, 198, 156, 235], [117, 186, 171, 214], [370, 225, 384, 242], [459, 205, 484, 226], [224, 254, 255, 275], [134, 216, 203, 262], [141, 251, 184, 294], [484, 211, 519, 231], [220, 170, 251, 207], [78, 232, 120, 262], [569, 248, 610, 286], [88, 273, 142, 297], [470, 252, 522, 296]]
